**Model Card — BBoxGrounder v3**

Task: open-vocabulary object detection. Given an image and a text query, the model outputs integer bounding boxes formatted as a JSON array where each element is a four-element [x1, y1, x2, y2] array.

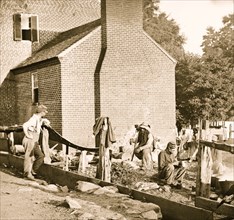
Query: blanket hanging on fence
[[0, 125, 98, 152]]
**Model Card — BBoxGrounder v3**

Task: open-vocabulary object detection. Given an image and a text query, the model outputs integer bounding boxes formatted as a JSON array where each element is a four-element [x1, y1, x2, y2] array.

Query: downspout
[[94, 47, 106, 119], [94, 0, 107, 119]]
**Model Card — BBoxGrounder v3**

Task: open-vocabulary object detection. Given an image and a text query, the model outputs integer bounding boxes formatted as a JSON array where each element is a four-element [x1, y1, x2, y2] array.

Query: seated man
[[133, 123, 154, 170], [158, 141, 186, 189]]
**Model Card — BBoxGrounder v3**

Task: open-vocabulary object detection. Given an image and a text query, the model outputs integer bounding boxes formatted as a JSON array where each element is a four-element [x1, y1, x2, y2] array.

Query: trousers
[[22, 131, 44, 176], [134, 148, 152, 170], [159, 164, 186, 185]]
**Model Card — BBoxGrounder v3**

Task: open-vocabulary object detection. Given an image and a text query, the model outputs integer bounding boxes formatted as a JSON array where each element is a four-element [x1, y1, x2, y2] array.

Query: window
[[32, 73, 39, 104], [13, 13, 39, 42]]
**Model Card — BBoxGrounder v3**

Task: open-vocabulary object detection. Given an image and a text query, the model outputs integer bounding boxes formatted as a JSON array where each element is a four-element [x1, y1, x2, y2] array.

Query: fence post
[[78, 150, 87, 173], [196, 119, 212, 198], [64, 145, 69, 171], [196, 118, 202, 196]]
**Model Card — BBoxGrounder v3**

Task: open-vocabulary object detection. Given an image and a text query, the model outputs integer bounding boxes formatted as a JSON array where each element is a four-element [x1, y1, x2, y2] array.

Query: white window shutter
[[13, 14, 22, 41], [31, 15, 39, 42]]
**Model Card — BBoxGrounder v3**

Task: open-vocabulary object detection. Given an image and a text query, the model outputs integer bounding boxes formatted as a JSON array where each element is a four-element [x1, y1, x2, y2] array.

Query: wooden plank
[[196, 196, 234, 218], [0, 125, 23, 132], [130, 190, 213, 220], [0, 138, 9, 152], [200, 140, 234, 154], [30, 162, 215, 220]]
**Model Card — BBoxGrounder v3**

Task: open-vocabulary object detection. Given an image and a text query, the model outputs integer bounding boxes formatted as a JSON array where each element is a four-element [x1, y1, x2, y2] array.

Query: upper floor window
[[13, 13, 39, 42], [32, 72, 39, 104]]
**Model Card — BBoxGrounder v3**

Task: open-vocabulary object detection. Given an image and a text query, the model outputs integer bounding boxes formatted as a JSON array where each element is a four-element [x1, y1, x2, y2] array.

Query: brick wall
[[0, 0, 100, 127], [60, 27, 101, 147], [0, 0, 177, 147], [0, 0, 100, 84], [99, 0, 177, 144], [0, 5, 31, 84], [0, 73, 17, 125], [13, 59, 62, 134], [32, 31, 60, 53]]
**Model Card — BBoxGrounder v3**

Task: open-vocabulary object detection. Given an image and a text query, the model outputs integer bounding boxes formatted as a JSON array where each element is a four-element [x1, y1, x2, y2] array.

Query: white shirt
[[23, 114, 42, 134]]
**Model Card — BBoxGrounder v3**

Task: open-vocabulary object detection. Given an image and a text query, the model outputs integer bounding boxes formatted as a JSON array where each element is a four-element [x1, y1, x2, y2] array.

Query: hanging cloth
[[41, 127, 51, 164], [93, 117, 116, 182]]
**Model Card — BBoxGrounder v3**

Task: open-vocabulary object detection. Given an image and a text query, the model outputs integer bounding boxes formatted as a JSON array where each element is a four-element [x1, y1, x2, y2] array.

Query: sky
[[159, 0, 233, 55]]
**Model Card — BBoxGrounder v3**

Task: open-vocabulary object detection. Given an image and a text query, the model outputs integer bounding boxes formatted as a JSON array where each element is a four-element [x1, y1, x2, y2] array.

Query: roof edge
[[58, 26, 101, 58], [143, 31, 177, 64], [11, 57, 60, 74]]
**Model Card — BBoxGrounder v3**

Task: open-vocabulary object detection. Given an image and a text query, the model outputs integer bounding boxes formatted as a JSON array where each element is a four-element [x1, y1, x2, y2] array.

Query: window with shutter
[[13, 14, 22, 41], [31, 16, 39, 42], [13, 14, 39, 42]]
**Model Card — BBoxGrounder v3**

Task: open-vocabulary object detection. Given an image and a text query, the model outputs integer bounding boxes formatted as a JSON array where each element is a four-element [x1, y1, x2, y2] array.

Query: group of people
[[21, 105, 189, 188], [131, 122, 190, 189]]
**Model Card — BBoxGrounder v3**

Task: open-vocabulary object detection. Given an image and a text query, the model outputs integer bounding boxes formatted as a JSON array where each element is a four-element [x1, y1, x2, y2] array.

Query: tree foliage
[[200, 14, 233, 120], [143, 1, 233, 126], [175, 54, 202, 126], [143, 0, 186, 60], [176, 14, 234, 125]]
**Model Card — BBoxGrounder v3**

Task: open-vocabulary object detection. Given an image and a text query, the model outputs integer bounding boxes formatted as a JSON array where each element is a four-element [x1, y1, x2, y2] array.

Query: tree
[[143, 0, 186, 60], [197, 14, 233, 121], [176, 14, 234, 126], [143, 2, 233, 126], [175, 53, 202, 126]]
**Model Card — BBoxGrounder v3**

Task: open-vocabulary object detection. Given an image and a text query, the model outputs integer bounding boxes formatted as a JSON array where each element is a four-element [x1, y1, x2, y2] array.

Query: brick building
[[0, 0, 177, 147]]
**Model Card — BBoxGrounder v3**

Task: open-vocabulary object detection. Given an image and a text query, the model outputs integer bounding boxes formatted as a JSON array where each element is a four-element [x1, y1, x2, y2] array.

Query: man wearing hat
[[22, 104, 50, 180], [133, 122, 154, 170], [158, 141, 186, 189]]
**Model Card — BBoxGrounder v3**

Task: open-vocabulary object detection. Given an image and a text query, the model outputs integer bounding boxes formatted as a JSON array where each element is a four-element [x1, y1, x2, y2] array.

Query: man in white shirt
[[22, 105, 50, 180]]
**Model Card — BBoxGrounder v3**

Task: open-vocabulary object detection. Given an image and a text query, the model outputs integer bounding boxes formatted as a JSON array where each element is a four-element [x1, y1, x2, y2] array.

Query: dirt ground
[[82, 159, 198, 206], [0, 166, 77, 220], [1, 156, 232, 220], [0, 165, 162, 220], [0, 160, 195, 220]]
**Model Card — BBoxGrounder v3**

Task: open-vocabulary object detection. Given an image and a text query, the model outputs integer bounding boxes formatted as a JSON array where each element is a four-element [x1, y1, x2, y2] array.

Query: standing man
[[22, 105, 49, 180], [158, 141, 186, 189]]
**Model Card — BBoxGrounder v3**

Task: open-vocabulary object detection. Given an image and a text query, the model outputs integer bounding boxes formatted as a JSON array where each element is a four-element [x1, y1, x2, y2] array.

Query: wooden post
[[200, 145, 212, 198], [196, 119, 212, 198], [196, 145, 202, 196], [96, 118, 111, 182], [96, 133, 111, 181], [64, 145, 69, 171], [8, 132, 15, 154], [196, 144, 212, 198], [196, 118, 202, 196], [78, 150, 87, 173]]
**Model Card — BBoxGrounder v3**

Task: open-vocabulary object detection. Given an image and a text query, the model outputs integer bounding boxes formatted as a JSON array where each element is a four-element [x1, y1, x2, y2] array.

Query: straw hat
[[139, 122, 151, 132]]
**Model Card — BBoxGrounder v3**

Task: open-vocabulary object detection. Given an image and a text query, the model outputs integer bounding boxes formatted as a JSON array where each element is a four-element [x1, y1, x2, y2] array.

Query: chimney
[[96, 0, 176, 141], [101, 0, 143, 48]]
